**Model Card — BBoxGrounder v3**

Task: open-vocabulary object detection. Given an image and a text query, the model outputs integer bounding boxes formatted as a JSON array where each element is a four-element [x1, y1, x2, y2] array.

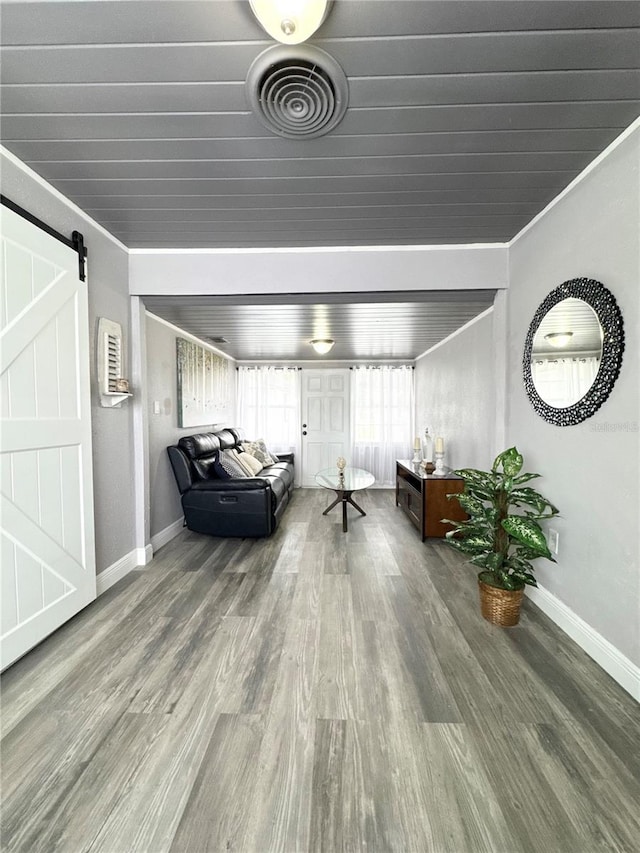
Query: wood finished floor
[[1, 488, 639, 853]]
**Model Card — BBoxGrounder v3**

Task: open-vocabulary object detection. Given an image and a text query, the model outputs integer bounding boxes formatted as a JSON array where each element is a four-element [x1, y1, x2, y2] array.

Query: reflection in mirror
[[523, 277, 624, 427], [530, 298, 603, 408]]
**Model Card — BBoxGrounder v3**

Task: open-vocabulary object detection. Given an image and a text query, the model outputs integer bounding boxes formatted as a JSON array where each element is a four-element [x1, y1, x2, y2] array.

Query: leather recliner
[[167, 428, 294, 537]]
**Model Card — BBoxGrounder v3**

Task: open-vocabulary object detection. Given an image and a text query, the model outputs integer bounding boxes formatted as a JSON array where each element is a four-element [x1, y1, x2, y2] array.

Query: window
[[531, 356, 600, 408], [350, 365, 414, 485], [237, 366, 300, 454]]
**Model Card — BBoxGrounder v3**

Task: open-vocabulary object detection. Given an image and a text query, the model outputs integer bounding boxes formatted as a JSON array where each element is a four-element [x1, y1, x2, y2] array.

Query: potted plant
[[444, 447, 559, 626]]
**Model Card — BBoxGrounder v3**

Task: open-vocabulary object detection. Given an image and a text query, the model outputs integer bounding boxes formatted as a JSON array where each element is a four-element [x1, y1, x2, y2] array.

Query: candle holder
[[434, 450, 446, 476], [412, 448, 422, 464]]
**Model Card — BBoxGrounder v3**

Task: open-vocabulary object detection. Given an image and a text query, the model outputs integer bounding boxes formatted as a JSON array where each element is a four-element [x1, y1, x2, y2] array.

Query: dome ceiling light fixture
[[249, 0, 332, 45], [310, 339, 335, 355], [544, 331, 574, 348]]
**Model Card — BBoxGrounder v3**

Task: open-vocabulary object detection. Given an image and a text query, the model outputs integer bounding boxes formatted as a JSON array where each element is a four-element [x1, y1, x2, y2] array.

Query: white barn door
[[1, 205, 96, 670]]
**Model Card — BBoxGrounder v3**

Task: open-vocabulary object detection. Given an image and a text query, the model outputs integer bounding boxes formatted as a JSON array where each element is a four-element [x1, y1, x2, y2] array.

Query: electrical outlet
[[549, 528, 559, 555]]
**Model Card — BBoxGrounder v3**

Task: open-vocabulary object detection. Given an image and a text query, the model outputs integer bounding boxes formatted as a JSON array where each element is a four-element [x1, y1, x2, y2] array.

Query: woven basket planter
[[478, 577, 525, 627]]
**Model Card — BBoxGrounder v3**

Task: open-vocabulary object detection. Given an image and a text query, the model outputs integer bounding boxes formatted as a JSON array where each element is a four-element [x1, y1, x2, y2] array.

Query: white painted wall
[[129, 244, 508, 296], [1, 150, 135, 576], [414, 309, 501, 471], [145, 314, 237, 541], [507, 127, 640, 668]]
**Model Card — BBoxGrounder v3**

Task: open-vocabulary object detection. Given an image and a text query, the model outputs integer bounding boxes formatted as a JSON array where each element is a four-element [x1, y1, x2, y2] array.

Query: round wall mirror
[[531, 297, 603, 408], [523, 278, 624, 426]]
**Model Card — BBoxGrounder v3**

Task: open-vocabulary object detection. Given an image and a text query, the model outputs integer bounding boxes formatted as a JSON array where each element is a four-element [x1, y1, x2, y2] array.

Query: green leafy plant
[[444, 447, 559, 591]]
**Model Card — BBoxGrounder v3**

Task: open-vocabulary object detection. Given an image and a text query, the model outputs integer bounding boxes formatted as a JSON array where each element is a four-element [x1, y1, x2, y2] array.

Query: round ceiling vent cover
[[246, 44, 349, 139]]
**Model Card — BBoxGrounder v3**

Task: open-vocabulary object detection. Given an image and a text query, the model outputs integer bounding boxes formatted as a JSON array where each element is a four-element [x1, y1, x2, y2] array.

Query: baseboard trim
[[151, 518, 184, 553], [136, 544, 153, 566], [526, 584, 640, 701], [96, 550, 139, 595], [97, 543, 153, 595]]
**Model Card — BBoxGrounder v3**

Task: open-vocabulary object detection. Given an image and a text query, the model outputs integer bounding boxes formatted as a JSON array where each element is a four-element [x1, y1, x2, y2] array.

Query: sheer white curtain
[[531, 357, 600, 407], [237, 365, 301, 460], [350, 365, 414, 486]]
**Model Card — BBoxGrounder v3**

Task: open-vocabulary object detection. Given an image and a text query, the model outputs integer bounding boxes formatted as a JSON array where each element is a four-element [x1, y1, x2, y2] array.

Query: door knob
[[302, 431, 307, 436], [302, 423, 307, 428]]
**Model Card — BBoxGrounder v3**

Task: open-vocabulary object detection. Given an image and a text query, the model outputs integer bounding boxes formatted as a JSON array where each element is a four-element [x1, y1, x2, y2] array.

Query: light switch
[[153, 401, 161, 415]]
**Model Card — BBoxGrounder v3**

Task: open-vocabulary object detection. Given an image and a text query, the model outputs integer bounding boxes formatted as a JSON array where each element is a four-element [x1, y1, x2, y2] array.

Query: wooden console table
[[395, 459, 467, 541]]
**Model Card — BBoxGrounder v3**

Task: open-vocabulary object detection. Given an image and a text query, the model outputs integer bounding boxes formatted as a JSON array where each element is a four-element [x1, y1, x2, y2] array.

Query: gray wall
[[146, 313, 236, 539], [1, 152, 135, 575], [507, 128, 639, 666], [414, 310, 498, 471]]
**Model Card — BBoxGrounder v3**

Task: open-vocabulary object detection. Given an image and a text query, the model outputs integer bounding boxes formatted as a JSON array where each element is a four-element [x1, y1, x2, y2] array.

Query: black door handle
[[302, 431, 307, 436], [302, 423, 307, 428]]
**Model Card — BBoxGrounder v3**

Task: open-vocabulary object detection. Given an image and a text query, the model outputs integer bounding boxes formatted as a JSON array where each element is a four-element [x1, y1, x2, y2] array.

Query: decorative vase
[[478, 576, 524, 627], [336, 456, 346, 472]]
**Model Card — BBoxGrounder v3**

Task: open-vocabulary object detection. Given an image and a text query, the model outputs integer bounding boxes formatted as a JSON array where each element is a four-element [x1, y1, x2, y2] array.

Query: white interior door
[[1, 205, 96, 671], [300, 369, 350, 487]]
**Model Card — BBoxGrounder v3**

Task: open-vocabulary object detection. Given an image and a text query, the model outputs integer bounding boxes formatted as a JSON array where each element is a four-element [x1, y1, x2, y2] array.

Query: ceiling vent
[[246, 44, 349, 139]]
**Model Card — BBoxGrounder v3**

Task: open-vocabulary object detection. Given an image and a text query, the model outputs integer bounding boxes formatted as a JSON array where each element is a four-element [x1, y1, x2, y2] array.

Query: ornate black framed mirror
[[523, 278, 624, 426]]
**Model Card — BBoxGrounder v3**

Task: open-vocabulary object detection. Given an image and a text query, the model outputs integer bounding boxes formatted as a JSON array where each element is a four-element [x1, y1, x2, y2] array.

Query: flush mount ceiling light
[[310, 339, 335, 354], [544, 332, 574, 348], [249, 0, 331, 44]]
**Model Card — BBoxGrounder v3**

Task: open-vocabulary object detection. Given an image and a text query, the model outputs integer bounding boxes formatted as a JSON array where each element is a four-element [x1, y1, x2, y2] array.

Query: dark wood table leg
[[322, 493, 343, 516], [322, 488, 366, 533], [347, 494, 367, 517]]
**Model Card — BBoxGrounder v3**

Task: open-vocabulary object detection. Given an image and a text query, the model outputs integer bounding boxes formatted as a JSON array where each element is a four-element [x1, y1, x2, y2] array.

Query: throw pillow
[[214, 449, 248, 479], [238, 451, 263, 476], [230, 448, 254, 476], [243, 439, 276, 467]]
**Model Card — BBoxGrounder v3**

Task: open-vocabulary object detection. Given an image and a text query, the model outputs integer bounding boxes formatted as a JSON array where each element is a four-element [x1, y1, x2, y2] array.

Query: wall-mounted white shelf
[[100, 390, 133, 408], [97, 317, 132, 408]]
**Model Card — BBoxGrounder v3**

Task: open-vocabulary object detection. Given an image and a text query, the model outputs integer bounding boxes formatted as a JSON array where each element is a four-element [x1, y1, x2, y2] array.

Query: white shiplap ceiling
[[1, 1, 637, 360]]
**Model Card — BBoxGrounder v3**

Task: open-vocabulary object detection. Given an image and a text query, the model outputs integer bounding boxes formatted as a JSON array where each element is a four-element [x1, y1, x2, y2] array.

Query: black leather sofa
[[167, 428, 295, 537]]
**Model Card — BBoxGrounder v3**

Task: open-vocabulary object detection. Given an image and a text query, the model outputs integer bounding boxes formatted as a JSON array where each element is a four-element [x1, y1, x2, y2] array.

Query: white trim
[[96, 542, 153, 595], [509, 117, 640, 248], [415, 305, 494, 361], [491, 290, 508, 456], [145, 311, 237, 361], [136, 544, 153, 566], [151, 518, 184, 553], [130, 243, 507, 256], [131, 297, 151, 564], [526, 584, 640, 702], [96, 550, 139, 595], [0, 145, 129, 253]]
